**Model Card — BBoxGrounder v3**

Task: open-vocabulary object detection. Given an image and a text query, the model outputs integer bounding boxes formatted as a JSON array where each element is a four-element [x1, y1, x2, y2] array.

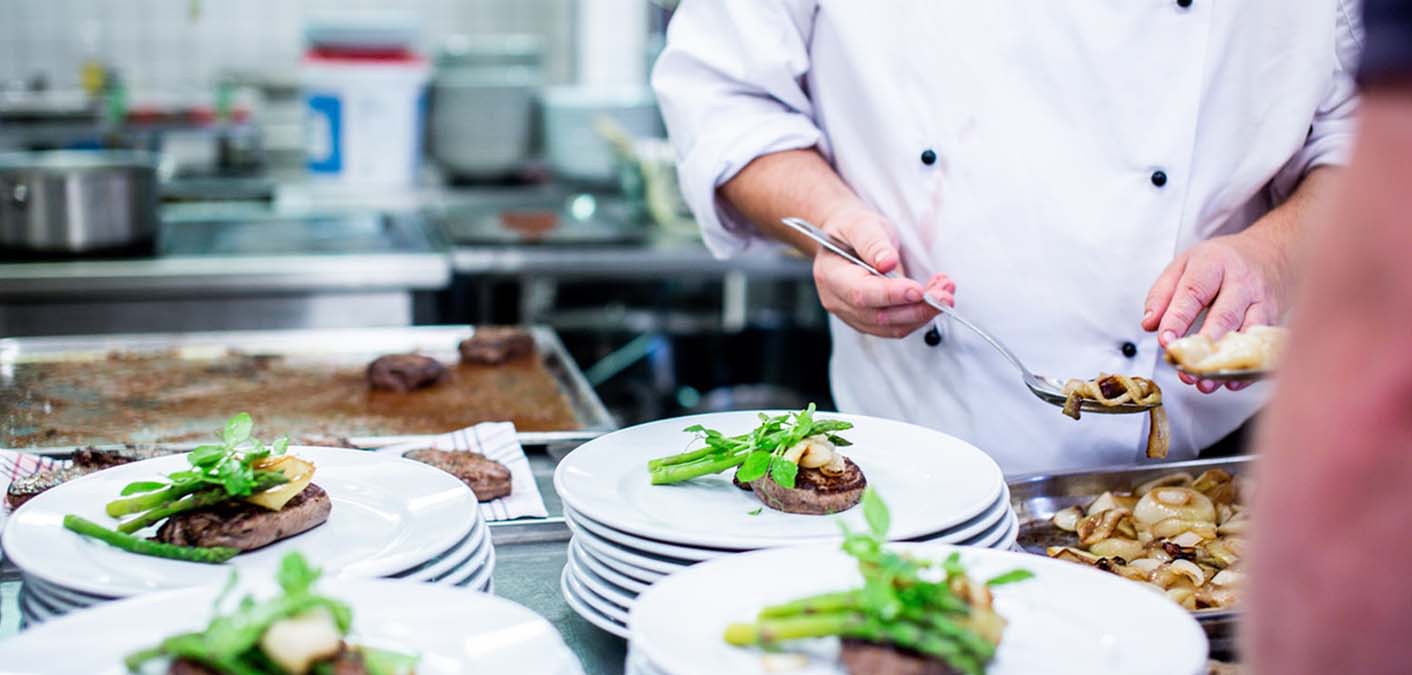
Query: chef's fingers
[[1240, 302, 1276, 332], [1197, 378, 1221, 394], [1178, 371, 1198, 385], [1225, 381, 1253, 391], [819, 259, 926, 308], [833, 214, 901, 274], [874, 302, 940, 330], [1156, 260, 1225, 346], [1143, 253, 1189, 332], [1197, 283, 1253, 341]]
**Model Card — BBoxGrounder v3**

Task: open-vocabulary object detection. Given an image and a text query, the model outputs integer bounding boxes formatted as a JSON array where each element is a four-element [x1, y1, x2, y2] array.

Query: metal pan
[[0, 325, 615, 451], [1008, 456, 1254, 658]]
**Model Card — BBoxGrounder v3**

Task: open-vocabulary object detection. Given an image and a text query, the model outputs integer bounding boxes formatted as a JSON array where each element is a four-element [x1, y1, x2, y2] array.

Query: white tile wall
[[0, 0, 577, 98]]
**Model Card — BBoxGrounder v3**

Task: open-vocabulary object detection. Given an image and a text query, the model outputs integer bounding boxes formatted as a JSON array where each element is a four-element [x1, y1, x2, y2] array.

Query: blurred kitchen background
[[0, 0, 831, 426]]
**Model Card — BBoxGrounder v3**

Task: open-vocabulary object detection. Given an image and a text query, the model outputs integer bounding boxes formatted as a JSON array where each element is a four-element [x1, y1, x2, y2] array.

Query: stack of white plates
[[625, 543, 1209, 675], [2, 446, 494, 626], [554, 411, 1016, 638]]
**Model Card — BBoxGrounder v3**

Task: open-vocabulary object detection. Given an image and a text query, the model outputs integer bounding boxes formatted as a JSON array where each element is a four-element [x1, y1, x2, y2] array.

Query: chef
[[652, 0, 1361, 474]]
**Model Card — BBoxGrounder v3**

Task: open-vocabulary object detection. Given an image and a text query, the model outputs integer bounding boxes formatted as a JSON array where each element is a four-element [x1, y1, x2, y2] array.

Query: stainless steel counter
[[451, 234, 812, 281]]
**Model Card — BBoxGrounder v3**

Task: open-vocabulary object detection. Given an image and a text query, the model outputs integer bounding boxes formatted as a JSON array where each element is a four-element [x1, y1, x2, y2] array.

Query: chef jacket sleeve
[[1270, 0, 1364, 202], [651, 0, 822, 258], [1358, 0, 1412, 85]]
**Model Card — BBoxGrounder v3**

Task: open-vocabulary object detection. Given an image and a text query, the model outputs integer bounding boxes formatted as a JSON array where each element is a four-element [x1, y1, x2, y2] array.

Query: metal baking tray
[[1008, 456, 1253, 657], [0, 325, 615, 450]]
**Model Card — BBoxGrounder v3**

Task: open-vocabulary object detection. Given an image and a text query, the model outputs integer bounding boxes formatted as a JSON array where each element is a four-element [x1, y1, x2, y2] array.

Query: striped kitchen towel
[[0, 450, 65, 532], [375, 422, 548, 521]]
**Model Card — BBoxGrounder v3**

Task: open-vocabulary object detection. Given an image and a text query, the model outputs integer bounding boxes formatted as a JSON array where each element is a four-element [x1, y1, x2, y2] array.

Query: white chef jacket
[[652, 0, 1363, 475]]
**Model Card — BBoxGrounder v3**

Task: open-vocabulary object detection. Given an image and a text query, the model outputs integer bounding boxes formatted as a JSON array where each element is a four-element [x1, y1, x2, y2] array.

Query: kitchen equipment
[[301, 16, 429, 188], [781, 217, 1158, 415], [542, 85, 663, 185], [1009, 456, 1250, 657], [0, 151, 158, 254], [0, 326, 614, 449], [429, 35, 544, 180]]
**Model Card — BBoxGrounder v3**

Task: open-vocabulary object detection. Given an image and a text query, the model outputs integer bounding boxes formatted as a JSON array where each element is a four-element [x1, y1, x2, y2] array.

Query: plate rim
[[569, 538, 650, 594], [560, 565, 629, 639]]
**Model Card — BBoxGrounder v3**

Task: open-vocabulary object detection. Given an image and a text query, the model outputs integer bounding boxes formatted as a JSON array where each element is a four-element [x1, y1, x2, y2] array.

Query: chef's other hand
[[1142, 230, 1286, 393], [813, 206, 955, 338]]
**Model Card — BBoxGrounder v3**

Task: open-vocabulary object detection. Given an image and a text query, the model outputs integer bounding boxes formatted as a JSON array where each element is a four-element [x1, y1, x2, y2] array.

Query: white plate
[[566, 505, 732, 562], [23, 576, 102, 612], [562, 564, 630, 624], [631, 543, 1208, 675], [567, 519, 688, 575], [2, 446, 478, 597], [906, 483, 1011, 545], [19, 589, 59, 625], [567, 550, 637, 608], [560, 566, 629, 639], [555, 411, 1003, 549], [571, 538, 650, 594], [573, 532, 669, 584], [0, 578, 583, 674], [400, 517, 486, 582], [442, 541, 495, 589]]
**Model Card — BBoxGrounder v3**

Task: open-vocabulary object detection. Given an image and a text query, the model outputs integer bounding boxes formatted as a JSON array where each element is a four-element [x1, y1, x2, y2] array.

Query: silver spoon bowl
[[781, 217, 1157, 415]]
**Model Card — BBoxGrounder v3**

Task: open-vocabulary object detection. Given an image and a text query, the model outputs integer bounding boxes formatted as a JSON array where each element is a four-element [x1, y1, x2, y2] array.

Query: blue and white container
[[302, 49, 429, 188]]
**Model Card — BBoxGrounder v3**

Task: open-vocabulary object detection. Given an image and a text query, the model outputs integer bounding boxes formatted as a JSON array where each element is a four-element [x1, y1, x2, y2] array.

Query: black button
[[1121, 341, 1138, 358], [920, 149, 937, 166], [1150, 170, 1168, 187], [924, 327, 942, 346], [1177, 0, 1192, 7]]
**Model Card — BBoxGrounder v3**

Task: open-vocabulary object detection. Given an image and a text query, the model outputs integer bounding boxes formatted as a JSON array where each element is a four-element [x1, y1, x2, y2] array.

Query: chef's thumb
[[840, 217, 899, 274]]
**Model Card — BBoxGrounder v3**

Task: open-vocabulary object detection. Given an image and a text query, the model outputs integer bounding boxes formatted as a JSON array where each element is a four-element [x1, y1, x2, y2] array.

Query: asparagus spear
[[649, 451, 752, 485], [116, 473, 288, 534], [725, 611, 985, 675], [63, 515, 239, 564], [106, 483, 202, 518]]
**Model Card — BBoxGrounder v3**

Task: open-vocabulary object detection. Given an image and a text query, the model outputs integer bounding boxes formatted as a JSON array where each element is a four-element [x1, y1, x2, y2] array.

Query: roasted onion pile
[[1046, 469, 1248, 611]]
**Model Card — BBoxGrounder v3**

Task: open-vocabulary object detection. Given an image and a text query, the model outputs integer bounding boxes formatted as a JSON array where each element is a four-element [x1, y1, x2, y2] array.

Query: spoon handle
[[780, 217, 1034, 380]]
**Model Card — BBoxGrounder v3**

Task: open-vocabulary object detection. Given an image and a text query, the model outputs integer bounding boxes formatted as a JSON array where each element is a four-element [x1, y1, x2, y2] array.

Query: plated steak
[[840, 639, 958, 675], [746, 457, 867, 515], [366, 354, 449, 393], [155, 484, 331, 550], [458, 327, 534, 365], [403, 448, 511, 501]]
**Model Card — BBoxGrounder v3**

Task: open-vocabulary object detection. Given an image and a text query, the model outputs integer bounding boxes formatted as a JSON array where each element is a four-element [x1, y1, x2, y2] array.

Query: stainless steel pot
[[0, 151, 159, 253]]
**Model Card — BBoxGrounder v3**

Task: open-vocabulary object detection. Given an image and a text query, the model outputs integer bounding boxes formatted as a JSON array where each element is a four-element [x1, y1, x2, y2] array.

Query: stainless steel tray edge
[[0, 325, 616, 450]]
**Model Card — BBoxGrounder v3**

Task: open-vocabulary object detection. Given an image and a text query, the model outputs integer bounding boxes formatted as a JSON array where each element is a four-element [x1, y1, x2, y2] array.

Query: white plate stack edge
[[2, 446, 496, 627], [552, 411, 1017, 640]]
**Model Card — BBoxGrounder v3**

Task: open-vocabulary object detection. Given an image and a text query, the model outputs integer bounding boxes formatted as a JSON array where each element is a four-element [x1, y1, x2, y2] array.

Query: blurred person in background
[[1250, 1, 1412, 673], [652, 1, 1361, 473]]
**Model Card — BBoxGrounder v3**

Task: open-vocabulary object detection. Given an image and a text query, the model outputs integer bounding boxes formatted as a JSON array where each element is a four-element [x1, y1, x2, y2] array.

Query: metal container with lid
[[0, 151, 159, 254]]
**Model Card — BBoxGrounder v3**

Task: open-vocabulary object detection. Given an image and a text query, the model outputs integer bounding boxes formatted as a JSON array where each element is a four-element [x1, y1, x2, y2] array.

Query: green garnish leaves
[[737, 451, 772, 483], [222, 412, 254, 446], [985, 569, 1035, 587], [862, 487, 889, 539], [119, 480, 167, 496], [748, 507, 763, 516], [942, 551, 965, 579], [188, 444, 228, 467], [277, 549, 322, 595], [769, 457, 798, 490]]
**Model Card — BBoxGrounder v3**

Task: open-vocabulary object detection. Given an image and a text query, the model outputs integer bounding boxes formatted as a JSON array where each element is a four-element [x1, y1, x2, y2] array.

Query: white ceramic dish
[[560, 565, 630, 639], [0, 578, 582, 674], [567, 548, 636, 608], [2, 446, 478, 598], [555, 411, 1004, 549], [567, 518, 686, 576], [570, 538, 650, 594], [400, 517, 487, 582], [631, 543, 1208, 675]]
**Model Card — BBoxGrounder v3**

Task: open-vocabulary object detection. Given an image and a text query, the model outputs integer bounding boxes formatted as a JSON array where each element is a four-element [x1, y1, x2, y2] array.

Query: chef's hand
[[1142, 229, 1287, 393], [813, 206, 955, 338]]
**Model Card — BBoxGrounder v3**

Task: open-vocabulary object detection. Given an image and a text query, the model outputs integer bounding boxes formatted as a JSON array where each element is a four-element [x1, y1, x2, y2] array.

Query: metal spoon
[[781, 217, 1157, 414]]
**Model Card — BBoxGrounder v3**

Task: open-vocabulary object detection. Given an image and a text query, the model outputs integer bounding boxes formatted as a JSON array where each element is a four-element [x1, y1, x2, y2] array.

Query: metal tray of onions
[[1008, 456, 1252, 658]]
